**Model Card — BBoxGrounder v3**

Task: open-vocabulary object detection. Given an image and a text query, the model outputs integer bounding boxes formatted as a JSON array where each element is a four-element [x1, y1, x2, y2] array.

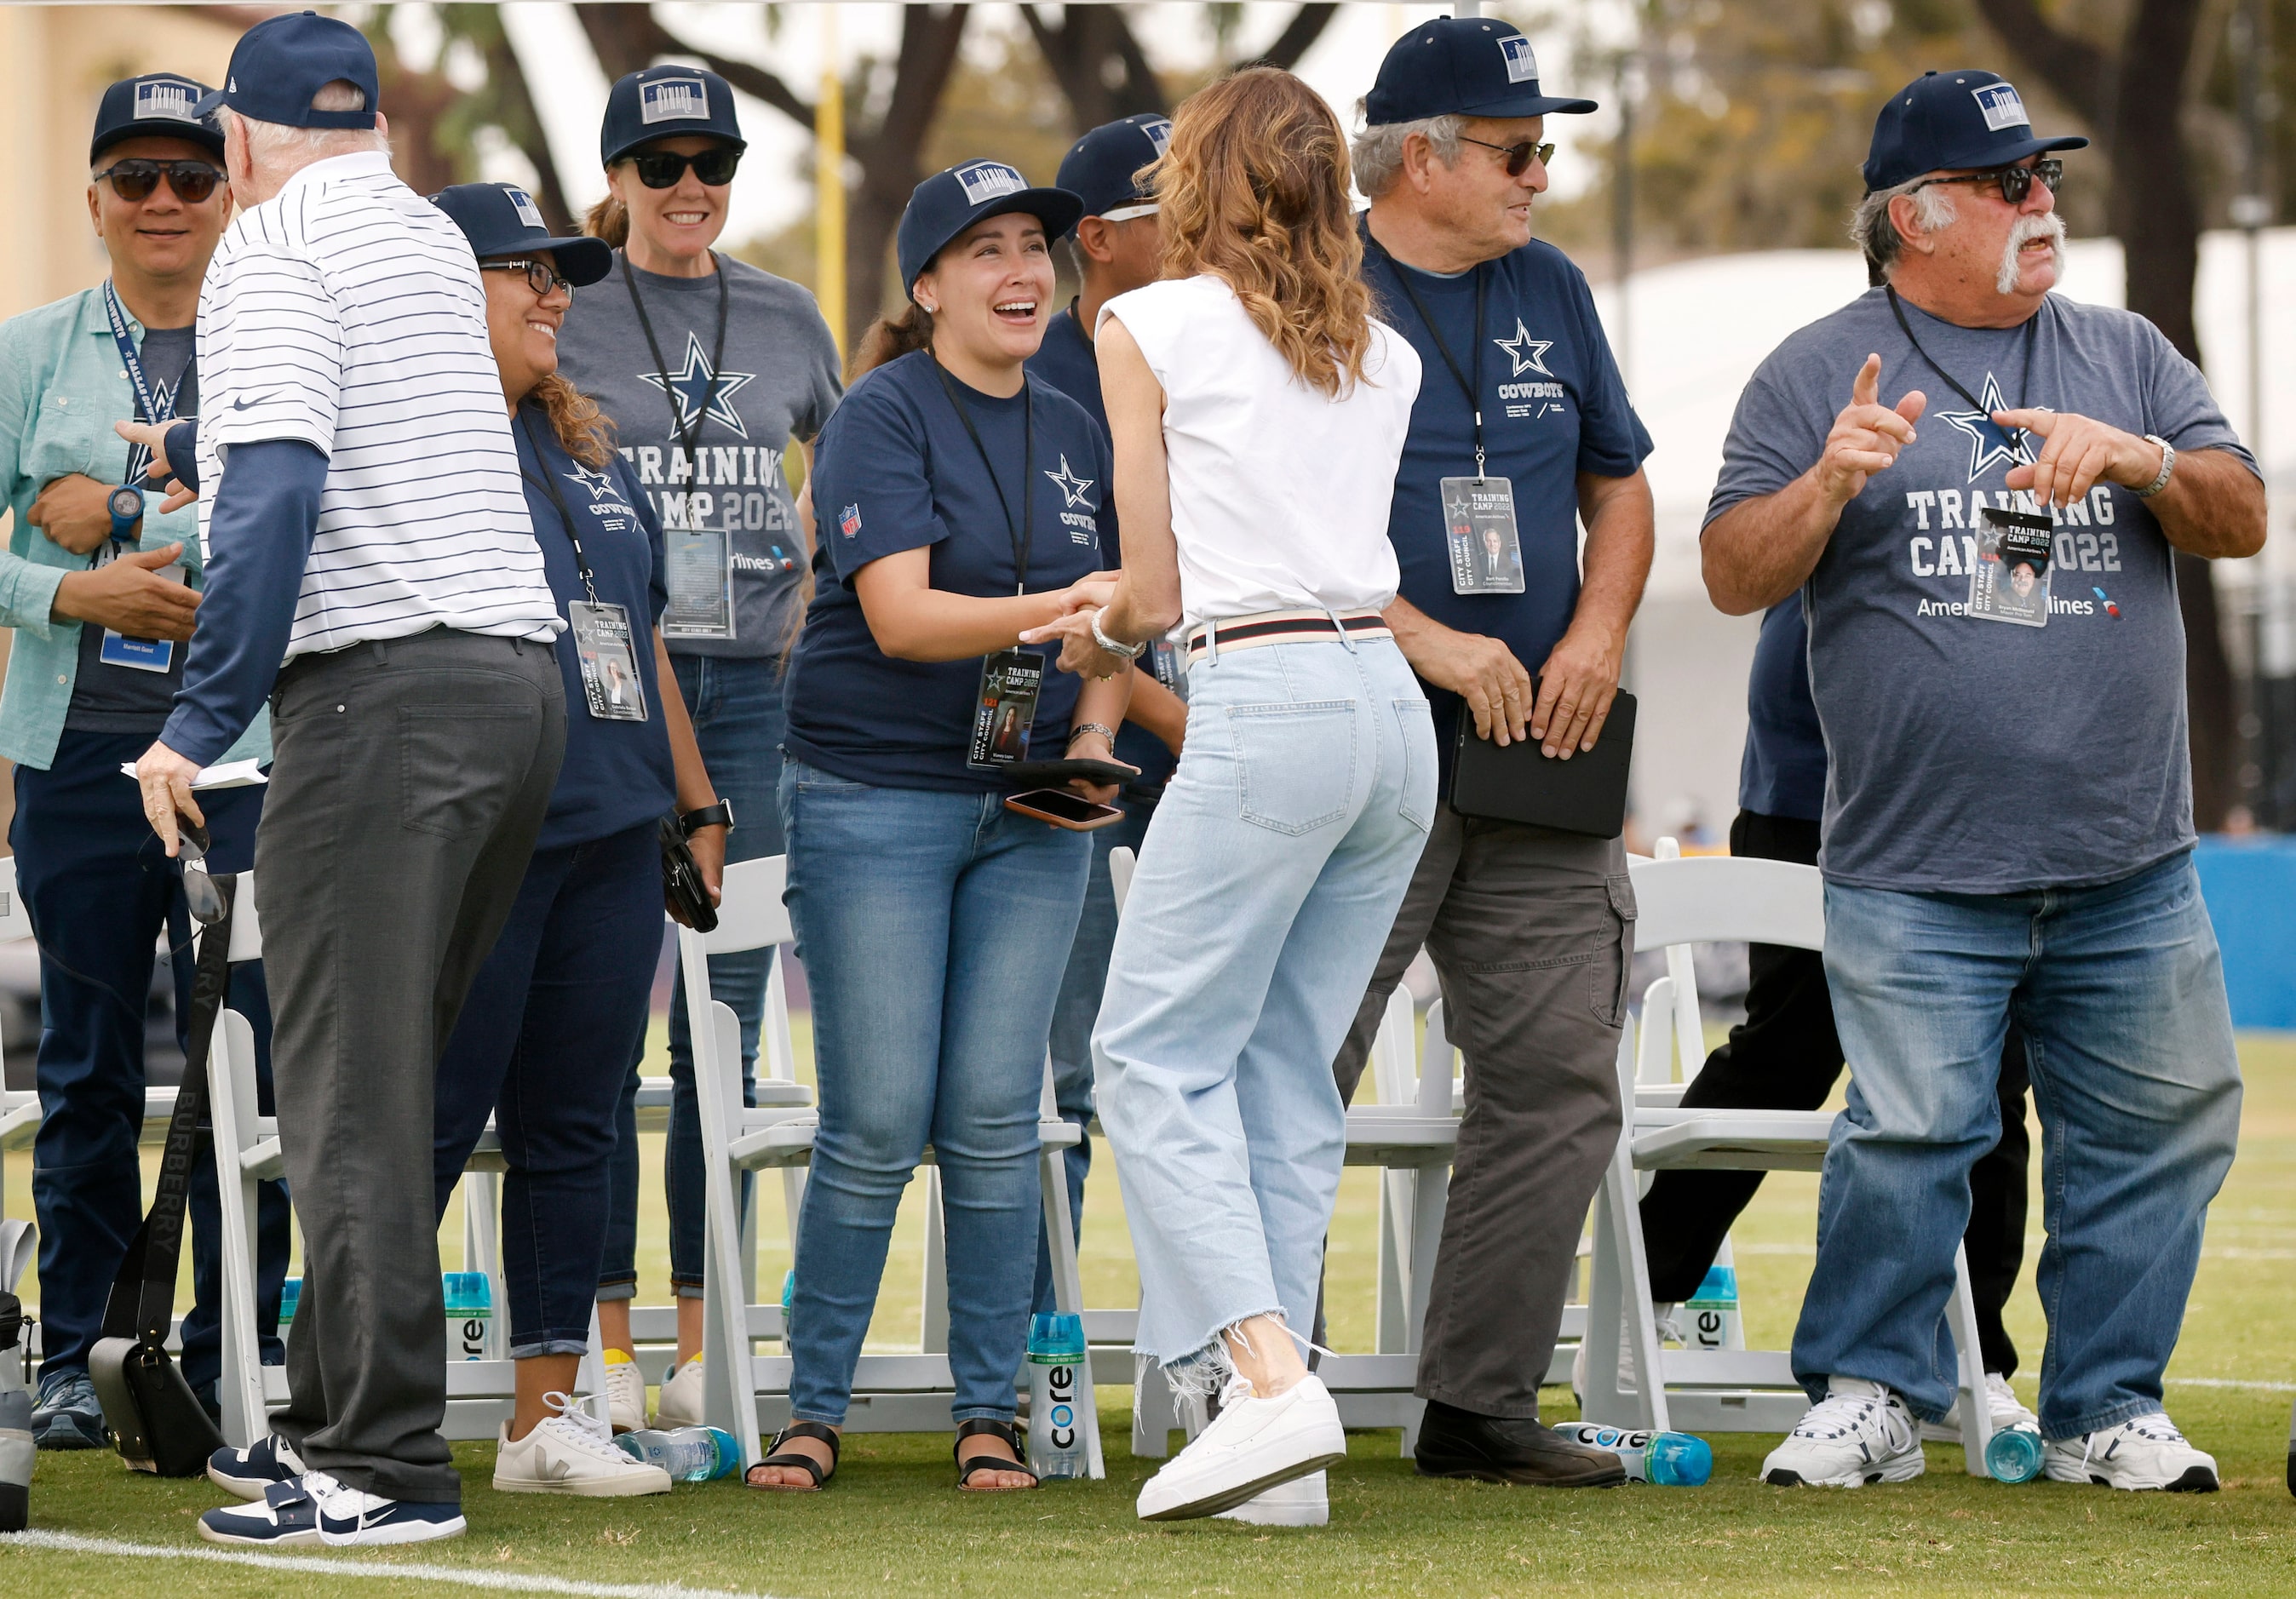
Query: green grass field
[[8, 1028, 2296, 1596]]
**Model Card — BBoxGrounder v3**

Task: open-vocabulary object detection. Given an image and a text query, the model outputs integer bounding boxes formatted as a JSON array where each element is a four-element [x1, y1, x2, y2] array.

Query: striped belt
[[1181, 607, 1392, 662]]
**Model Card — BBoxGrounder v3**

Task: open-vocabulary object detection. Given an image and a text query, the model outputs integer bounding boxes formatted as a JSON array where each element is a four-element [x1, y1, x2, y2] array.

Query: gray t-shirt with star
[[555, 253, 841, 658], [1705, 286, 2256, 894]]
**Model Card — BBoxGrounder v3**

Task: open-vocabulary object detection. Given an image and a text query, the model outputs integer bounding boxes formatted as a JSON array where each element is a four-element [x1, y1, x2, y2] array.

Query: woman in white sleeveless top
[[1024, 66, 1433, 1524]]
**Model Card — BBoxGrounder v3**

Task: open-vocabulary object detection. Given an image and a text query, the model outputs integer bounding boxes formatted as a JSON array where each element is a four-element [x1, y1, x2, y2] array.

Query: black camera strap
[[100, 875, 236, 1347]]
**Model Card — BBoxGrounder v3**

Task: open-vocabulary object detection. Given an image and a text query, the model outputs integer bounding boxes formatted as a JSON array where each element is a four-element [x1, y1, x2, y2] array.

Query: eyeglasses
[[1906, 158, 2064, 206], [627, 146, 742, 189], [1457, 135, 1556, 178], [175, 821, 226, 926], [95, 159, 225, 204], [481, 258, 573, 297]]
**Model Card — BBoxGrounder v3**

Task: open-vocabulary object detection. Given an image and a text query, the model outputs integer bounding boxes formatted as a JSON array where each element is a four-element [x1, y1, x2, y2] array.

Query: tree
[[1020, 3, 1340, 130]]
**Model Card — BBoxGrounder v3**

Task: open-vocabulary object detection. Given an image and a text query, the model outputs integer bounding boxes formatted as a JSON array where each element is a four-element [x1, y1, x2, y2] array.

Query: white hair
[[1850, 176, 1956, 276], [1350, 109, 1466, 200], [224, 79, 388, 172]]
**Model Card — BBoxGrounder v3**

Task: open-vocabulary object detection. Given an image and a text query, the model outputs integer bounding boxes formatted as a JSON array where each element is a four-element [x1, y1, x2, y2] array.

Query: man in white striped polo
[[128, 12, 566, 1547]]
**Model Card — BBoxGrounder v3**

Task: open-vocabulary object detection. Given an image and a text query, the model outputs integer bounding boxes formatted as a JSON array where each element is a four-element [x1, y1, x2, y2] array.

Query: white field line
[[0, 1530, 778, 1599], [2167, 1377, 2296, 1392]]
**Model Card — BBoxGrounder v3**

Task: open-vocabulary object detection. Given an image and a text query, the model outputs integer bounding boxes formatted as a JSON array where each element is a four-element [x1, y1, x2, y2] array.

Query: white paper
[[118, 757, 269, 791]]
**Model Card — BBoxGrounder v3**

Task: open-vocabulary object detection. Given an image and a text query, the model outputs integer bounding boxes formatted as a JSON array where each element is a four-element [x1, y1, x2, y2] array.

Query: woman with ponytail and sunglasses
[[553, 68, 843, 1431]]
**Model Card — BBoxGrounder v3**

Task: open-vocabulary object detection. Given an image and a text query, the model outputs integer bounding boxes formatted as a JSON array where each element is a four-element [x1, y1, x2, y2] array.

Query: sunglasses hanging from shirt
[[623, 254, 737, 641], [932, 360, 1047, 771], [1368, 231, 1525, 595], [97, 279, 192, 674], [519, 410, 648, 721]]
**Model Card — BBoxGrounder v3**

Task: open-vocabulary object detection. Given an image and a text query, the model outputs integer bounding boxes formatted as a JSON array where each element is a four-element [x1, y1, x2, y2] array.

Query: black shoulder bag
[[89, 873, 237, 1475]]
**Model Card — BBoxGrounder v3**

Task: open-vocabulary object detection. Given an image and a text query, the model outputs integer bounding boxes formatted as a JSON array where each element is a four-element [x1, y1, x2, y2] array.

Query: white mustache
[[1998, 210, 2066, 295]]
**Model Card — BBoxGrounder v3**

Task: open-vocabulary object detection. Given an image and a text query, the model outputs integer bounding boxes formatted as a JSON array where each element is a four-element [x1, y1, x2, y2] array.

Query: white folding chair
[[1581, 842, 1994, 1472]]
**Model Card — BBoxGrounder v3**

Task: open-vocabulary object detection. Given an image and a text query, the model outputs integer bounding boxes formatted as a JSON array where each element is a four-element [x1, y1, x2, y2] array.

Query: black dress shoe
[[1414, 1401, 1627, 1487]]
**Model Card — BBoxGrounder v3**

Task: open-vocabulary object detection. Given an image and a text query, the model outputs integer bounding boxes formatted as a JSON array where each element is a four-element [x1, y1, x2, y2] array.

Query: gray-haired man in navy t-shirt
[[1705, 70, 2263, 1493]]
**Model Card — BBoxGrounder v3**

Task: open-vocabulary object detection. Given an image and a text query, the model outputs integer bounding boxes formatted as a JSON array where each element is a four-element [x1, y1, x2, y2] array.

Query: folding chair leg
[[1947, 1243, 1993, 1476], [1132, 1353, 1178, 1458], [1586, 1034, 1669, 1431], [1038, 1142, 1104, 1478], [577, 1305, 610, 1412], [207, 1010, 269, 1447], [694, 996, 763, 1470], [461, 1172, 508, 1361], [1375, 1171, 1413, 1355], [920, 1168, 949, 1354]]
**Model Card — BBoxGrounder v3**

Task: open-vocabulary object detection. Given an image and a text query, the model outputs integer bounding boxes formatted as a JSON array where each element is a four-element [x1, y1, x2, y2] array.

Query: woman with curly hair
[[1021, 66, 1433, 1525]]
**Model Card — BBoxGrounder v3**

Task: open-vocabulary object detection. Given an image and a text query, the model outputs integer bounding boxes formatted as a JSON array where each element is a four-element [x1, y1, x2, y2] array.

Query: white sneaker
[[602, 1350, 648, 1434], [1214, 1469, 1328, 1527], [1761, 1377, 1925, 1487], [1921, 1373, 2041, 1444], [1137, 1374, 1346, 1522], [655, 1354, 703, 1428], [2044, 1412, 2219, 1492], [493, 1393, 673, 1497], [198, 1470, 466, 1547]]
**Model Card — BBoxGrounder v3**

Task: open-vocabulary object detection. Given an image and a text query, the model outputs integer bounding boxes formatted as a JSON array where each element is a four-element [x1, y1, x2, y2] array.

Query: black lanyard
[[104, 279, 196, 487], [1887, 285, 2040, 455], [1365, 228, 1489, 478], [517, 407, 601, 605], [622, 251, 732, 470], [932, 358, 1036, 596]]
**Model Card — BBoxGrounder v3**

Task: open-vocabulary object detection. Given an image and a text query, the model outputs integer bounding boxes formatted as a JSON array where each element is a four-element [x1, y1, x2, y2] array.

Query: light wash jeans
[[1795, 851, 2241, 1438], [1094, 636, 1434, 1379], [777, 758, 1089, 1424]]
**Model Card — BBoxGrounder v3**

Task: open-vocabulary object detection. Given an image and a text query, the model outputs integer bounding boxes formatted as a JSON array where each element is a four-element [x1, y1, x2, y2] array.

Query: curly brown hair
[[1152, 66, 1375, 398], [526, 371, 616, 469]]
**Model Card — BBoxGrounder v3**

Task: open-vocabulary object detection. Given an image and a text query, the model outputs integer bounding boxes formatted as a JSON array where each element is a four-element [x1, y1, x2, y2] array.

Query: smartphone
[[1003, 788, 1125, 832]]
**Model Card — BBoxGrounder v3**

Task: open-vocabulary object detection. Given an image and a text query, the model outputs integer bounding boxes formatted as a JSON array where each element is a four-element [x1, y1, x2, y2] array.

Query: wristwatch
[[107, 482, 145, 543], [1067, 722, 1119, 747], [678, 800, 734, 836], [1090, 609, 1145, 660], [2135, 434, 2176, 499]]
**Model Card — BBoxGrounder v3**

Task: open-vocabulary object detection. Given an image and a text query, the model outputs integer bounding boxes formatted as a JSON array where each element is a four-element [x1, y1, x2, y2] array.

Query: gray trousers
[[1332, 808, 1633, 1419], [261, 629, 565, 1503]]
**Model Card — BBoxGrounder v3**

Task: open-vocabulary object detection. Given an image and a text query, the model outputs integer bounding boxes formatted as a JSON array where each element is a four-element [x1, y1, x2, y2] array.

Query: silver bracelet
[[2134, 434, 2176, 499], [1090, 608, 1145, 660], [1067, 722, 1119, 747]]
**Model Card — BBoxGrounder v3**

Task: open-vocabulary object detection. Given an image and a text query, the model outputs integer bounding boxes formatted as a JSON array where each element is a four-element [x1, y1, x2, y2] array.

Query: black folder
[[1449, 689, 1636, 840]]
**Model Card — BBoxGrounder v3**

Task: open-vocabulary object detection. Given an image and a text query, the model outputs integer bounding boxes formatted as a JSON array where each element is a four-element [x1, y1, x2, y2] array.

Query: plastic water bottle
[[1025, 1313, 1089, 1480], [1683, 1263, 1742, 1351], [1552, 1421, 1713, 1486], [617, 1424, 740, 1482], [278, 1275, 301, 1333], [1986, 1425, 2044, 1484], [1, 1290, 31, 1531], [780, 1269, 795, 1345], [442, 1272, 491, 1361]]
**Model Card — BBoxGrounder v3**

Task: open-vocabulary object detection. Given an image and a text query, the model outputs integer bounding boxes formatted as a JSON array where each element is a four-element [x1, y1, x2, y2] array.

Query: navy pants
[[433, 822, 659, 1355], [14, 729, 288, 1388]]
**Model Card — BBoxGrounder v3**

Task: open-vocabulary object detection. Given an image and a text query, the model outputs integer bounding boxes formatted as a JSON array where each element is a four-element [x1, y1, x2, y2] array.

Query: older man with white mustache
[[1702, 71, 2264, 1493]]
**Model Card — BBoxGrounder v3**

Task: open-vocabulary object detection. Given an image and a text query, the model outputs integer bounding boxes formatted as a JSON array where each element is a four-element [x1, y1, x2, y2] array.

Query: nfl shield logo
[[1500, 37, 1540, 83], [839, 503, 862, 540], [640, 76, 709, 124], [956, 162, 1026, 205], [1972, 82, 2029, 133]]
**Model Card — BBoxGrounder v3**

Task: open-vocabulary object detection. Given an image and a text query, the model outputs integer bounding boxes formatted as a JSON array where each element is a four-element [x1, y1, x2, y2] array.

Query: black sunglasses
[[481, 258, 573, 297], [96, 158, 225, 204], [1906, 158, 2064, 206], [175, 819, 227, 925], [1457, 135, 1556, 178], [626, 146, 742, 189]]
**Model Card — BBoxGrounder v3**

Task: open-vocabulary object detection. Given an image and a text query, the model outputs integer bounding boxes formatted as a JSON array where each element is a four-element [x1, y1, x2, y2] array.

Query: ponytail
[[848, 303, 933, 383], [586, 192, 629, 250]]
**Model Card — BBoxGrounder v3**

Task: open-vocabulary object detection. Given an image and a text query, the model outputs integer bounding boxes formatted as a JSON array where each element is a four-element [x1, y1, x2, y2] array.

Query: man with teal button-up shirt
[[0, 73, 284, 1449]]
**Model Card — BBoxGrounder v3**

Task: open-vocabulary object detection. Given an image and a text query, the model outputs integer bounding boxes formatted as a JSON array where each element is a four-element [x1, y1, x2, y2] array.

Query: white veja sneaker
[[603, 1350, 649, 1434], [2044, 1412, 2219, 1492], [1137, 1374, 1346, 1522], [1214, 1469, 1328, 1527], [1761, 1377, 1926, 1487], [494, 1393, 673, 1497], [1920, 1373, 2041, 1445], [654, 1355, 704, 1428]]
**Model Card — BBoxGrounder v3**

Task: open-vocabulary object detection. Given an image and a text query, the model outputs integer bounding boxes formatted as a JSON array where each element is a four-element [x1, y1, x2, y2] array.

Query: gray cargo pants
[[1332, 808, 1633, 1420], [260, 628, 565, 1504]]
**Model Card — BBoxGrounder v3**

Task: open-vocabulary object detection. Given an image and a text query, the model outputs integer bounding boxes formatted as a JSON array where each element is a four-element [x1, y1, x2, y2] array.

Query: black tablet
[[1449, 690, 1636, 840]]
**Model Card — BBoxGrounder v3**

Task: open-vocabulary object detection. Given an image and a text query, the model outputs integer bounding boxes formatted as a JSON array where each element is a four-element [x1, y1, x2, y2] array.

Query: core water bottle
[[617, 1424, 741, 1482], [1552, 1420, 1713, 1486], [1025, 1313, 1089, 1480], [442, 1272, 491, 1361]]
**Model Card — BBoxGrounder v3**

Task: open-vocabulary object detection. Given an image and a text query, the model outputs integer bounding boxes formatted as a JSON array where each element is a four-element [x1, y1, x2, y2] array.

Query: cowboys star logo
[[1937, 373, 2036, 483], [1043, 455, 1096, 508], [563, 462, 618, 501], [1491, 319, 1553, 378], [639, 330, 756, 438]]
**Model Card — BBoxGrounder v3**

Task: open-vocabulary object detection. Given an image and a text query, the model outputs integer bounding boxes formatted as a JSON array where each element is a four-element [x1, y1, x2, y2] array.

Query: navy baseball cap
[[1863, 70, 2087, 192], [429, 183, 613, 288], [601, 66, 746, 167], [896, 161, 1085, 299], [192, 12, 378, 129], [1054, 113, 1174, 230], [92, 73, 224, 163], [1364, 17, 1597, 124]]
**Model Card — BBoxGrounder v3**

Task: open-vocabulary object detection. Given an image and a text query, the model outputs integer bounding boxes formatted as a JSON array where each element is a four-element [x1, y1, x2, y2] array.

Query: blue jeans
[[1796, 852, 2241, 1438], [778, 758, 1088, 1424], [13, 730, 287, 1389], [600, 653, 787, 1301], [1033, 797, 1156, 1315], [1093, 638, 1433, 1376], [433, 822, 658, 1355]]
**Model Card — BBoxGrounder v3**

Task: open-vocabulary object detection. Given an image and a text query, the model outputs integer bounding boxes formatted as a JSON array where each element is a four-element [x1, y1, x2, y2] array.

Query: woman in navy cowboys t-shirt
[[422, 186, 729, 1497], [756, 163, 1128, 1494]]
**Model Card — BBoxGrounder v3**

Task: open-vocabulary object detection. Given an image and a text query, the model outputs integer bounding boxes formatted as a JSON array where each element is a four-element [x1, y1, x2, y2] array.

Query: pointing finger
[[1851, 352, 1880, 410]]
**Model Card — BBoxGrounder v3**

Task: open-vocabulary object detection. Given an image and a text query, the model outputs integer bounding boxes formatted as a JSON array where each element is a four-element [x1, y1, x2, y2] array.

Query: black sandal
[[954, 1418, 1039, 1491], [746, 1420, 840, 1491]]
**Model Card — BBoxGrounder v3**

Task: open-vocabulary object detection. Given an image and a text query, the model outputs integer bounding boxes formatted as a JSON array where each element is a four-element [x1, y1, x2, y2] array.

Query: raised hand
[[1995, 408, 2160, 508], [1815, 353, 1926, 507]]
